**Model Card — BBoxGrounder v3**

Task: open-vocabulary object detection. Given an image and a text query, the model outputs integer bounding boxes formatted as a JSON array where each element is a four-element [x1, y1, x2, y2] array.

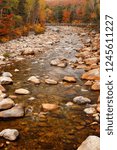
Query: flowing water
[[0, 26, 99, 150]]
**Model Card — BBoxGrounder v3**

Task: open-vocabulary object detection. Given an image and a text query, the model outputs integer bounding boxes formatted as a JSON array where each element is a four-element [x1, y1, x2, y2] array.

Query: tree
[[17, 0, 27, 22], [62, 9, 71, 23], [39, 0, 46, 24]]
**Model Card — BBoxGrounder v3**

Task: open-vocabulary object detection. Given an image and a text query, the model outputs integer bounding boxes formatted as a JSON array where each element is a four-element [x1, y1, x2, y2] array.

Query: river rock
[[28, 76, 40, 84], [0, 104, 25, 118], [22, 48, 35, 55], [73, 96, 91, 104], [63, 76, 76, 83], [97, 104, 100, 113], [42, 103, 59, 111], [2, 72, 13, 77], [15, 88, 30, 95], [45, 79, 58, 85], [0, 98, 15, 110], [50, 59, 60, 66], [84, 80, 93, 86], [57, 62, 67, 68], [0, 77, 13, 85], [81, 69, 100, 80], [0, 129, 19, 141], [0, 85, 6, 92], [77, 136, 100, 150], [65, 102, 74, 107], [84, 107, 96, 114], [0, 56, 5, 61], [91, 81, 100, 90], [84, 57, 98, 65]]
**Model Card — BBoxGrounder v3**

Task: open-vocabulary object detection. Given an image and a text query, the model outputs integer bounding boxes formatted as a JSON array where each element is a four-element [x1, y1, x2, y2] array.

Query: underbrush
[[0, 24, 46, 43]]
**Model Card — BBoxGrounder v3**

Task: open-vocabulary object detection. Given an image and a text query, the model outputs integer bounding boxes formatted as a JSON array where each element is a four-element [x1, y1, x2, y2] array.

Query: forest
[[0, 0, 100, 42]]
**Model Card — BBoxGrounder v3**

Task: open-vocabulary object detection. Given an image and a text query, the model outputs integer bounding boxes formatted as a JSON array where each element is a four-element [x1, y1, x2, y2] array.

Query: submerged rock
[[73, 96, 91, 104], [15, 88, 30, 95], [28, 76, 40, 84], [77, 136, 100, 150], [45, 79, 58, 85], [0, 129, 19, 141], [50, 59, 60, 66], [0, 104, 25, 118], [0, 98, 15, 110], [91, 81, 100, 91], [41, 103, 59, 111]]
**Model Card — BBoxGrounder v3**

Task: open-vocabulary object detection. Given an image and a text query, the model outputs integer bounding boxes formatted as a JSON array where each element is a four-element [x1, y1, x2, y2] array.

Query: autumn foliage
[[0, 0, 100, 42]]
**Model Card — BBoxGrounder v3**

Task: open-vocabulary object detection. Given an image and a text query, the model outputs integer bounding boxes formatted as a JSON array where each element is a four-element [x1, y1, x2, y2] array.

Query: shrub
[[14, 15, 23, 27], [0, 36, 10, 43], [33, 24, 45, 34]]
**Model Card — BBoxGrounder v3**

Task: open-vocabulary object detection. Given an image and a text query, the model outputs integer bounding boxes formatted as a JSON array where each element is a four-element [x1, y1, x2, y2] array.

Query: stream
[[0, 26, 99, 150]]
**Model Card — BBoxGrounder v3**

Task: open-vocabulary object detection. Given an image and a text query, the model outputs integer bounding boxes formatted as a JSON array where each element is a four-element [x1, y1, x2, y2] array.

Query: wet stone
[[63, 76, 77, 83], [15, 88, 30, 95], [45, 79, 58, 85], [41, 103, 59, 111], [0, 129, 19, 141], [0, 104, 25, 118], [28, 76, 40, 84], [0, 98, 15, 110], [0, 77, 13, 85], [84, 107, 96, 115], [73, 96, 91, 104]]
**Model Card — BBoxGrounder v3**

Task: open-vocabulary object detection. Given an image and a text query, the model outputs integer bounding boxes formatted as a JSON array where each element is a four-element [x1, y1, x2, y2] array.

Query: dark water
[[0, 27, 99, 150]]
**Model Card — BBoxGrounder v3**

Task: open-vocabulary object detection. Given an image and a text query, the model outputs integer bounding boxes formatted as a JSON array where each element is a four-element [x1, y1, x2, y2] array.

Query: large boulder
[[77, 136, 100, 150], [0, 104, 25, 118], [0, 129, 19, 141]]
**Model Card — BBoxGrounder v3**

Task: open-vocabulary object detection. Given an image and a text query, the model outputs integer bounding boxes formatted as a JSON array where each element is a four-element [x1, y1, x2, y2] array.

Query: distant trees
[[45, 0, 100, 23], [0, 0, 100, 42], [0, 0, 46, 42]]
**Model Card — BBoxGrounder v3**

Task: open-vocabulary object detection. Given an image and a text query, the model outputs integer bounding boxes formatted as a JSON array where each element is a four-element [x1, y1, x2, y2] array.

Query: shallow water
[[0, 27, 99, 150]]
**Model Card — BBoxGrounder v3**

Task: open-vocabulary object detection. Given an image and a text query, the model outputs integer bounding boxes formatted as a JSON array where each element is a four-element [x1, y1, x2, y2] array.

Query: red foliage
[[62, 10, 71, 23], [0, 2, 14, 36]]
